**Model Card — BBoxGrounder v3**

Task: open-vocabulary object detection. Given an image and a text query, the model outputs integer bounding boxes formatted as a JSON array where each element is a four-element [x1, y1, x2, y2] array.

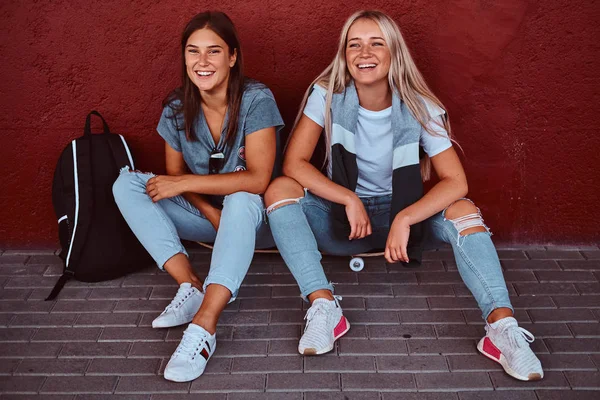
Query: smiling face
[[345, 18, 391, 88], [185, 27, 237, 94]]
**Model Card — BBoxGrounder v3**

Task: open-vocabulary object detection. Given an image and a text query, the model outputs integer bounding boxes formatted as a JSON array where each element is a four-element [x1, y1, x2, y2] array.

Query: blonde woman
[[265, 10, 543, 381]]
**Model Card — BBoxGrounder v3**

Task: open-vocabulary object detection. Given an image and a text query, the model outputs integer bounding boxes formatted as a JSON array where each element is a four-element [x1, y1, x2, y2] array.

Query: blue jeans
[[267, 190, 513, 320], [113, 170, 274, 300]]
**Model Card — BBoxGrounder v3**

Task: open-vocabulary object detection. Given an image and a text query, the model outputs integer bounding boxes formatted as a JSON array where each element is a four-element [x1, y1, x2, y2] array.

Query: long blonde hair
[[292, 10, 457, 180]]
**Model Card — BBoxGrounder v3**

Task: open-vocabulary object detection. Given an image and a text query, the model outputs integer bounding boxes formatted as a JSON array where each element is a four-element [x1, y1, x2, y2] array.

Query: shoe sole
[[299, 316, 351, 355], [477, 337, 543, 381], [164, 365, 206, 382]]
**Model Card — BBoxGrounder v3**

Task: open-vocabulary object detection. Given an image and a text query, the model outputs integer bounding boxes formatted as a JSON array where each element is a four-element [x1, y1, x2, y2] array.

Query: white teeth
[[196, 71, 214, 76], [358, 64, 377, 69]]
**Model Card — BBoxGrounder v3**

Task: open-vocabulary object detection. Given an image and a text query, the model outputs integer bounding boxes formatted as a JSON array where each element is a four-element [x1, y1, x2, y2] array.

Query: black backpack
[[47, 111, 152, 300]]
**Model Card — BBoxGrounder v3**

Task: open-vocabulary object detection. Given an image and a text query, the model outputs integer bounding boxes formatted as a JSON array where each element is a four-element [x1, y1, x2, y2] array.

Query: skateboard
[[196, 242, 383, 272]]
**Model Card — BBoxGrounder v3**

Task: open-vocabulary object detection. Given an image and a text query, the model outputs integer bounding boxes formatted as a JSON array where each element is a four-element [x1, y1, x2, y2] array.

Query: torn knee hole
[[266, 198, 301, 215]]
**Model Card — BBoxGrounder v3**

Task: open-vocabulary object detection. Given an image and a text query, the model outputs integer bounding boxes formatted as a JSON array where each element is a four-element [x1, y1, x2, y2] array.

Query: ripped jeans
[[112, 170, 275, 301], [267, 191, 513, 320]]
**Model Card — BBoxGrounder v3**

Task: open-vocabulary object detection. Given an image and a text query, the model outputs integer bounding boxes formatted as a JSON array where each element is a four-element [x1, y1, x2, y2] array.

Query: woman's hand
[[146, 175, 186, 202], [385, 214, 411, 263], [344, 194, 372, 240]]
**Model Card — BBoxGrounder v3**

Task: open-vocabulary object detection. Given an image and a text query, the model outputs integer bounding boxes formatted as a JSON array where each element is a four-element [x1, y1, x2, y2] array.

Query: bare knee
[[264, 176, 304, 208], [444, 199, 488, 236]]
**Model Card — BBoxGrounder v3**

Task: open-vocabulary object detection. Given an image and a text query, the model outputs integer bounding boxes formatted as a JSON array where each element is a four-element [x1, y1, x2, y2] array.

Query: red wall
[[1, 0, 598, 248]]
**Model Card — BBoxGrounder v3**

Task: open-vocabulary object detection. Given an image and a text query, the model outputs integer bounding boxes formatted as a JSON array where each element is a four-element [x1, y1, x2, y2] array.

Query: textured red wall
[[1, 0, 598, 248]]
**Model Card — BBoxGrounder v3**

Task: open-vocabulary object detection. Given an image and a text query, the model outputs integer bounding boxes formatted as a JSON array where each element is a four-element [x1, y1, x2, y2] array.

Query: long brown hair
[[163, 11, 246, 147]]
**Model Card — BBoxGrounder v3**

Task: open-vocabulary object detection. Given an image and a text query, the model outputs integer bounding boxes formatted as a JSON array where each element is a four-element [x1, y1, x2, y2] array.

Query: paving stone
[[270, 310, 304, 325], [191, 373, 265, 392], [459, 392, 537, 400], [582, 250, 600, 259], [237, 287, 272, 298], [501, 259, 560, 270], [3, 250, 56, 256], [0, 343, 62, 358], [575, 282, 600, 294], [568, 322, 600, 337], [358, 273, 417, 285], [528, 309, 598, 323], [304, 355, 374, 372], [15, 359, 89, 375], [510, 295, 556, 309], [77, 396, 150, 400], [428, 297, 478, 310], [446, 354, 502, 371], [0, 255, 29, 264], [43, 264, 66, 276], [51, 300, 116, 313], [553, 295, 600, 308], [335, 284, 393, 297], [376, 355, 447, 372], [341, 372, 415, 390], [218, 311, 269, 326], [536, 353, 598, 370], [344, 325, 368, 339], [365, 297, 429, 310], [28, 288, 90, 300], [10, 313, 77, 327], [564, 370, 600, 389], [26, 255, 62, 265], [454, 283, 518, 297], [88, 287, 151, 300], [215, 340, 269, 357], [342, 310, 399, 324], [463, 309, 531, 324], [527, 250, 584, 260], [0, 265, 48, 276], [0, 313, 13, 326], [230, 394, 300, 400], [41, 376, 118, 394], [417, 272, 464, 284], [519, 323, 573, 338], [267, 372, 339, 391], [267, 340, 301, 356], [514, 283, 578, 295], [368, 324, 436, 339], [504, 271, 540, 282], [307, 394, 379, 400], [435, 324, 483, 339], [392, 285, 454, 297], [489, 371, 569, 389], [233, 325, 300, 340], [242, 274, 297, 286], [86, 358, 160, 375], [115, 376, 189, 393], [32, 327, 101, 342], [0, 328, 35, 342], [0, 358, 21, 374], [536, 390, 600, 400], [113, 300, 168, 312], [74, 312, 139, 327], [122, 275, 175, 287], [416, 372, 492, 390], [0, 376, 45, 393], [560, 260, 600, 270], [408, 339, 478, 355], [422, 250, 454, 260], [98, 327, 166, 341], [385, 394, 459, 400], [0, 300, 54, 313], [239, 298, 302, 311], [128, 342, 178, 358], [400, 310, 466, 324], [270, 287, 301, 298], [339, 339, 408, 355], [0, 288, 30, 301], [537, 271, 598, 282], [232, 356, 301, 373], [59, 342, 130, 358]]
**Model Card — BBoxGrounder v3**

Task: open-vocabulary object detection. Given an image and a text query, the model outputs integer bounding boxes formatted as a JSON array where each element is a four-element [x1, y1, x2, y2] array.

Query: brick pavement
[[0, 245, 599, 399]]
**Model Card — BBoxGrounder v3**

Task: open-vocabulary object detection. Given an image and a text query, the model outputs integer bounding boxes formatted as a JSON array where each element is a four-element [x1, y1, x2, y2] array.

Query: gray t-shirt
[[157, 82, 285, 206]]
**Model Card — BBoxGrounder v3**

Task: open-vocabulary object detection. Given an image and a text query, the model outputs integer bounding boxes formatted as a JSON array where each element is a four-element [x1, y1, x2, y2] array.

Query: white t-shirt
[[303, 85, 452, 197]]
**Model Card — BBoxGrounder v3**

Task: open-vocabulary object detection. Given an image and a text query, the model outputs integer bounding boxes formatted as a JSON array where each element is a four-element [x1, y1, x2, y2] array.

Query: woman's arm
[[283, 115, 371, 240], [161, 143, 222, 229], [385, 146, 468, 263], [147, 126, 276, 199]]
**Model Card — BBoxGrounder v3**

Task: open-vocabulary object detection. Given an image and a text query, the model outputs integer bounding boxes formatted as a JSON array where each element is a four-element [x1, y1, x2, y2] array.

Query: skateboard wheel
[[349, 257, 365, 272]]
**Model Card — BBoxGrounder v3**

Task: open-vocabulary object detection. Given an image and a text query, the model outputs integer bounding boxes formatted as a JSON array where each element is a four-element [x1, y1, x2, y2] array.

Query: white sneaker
[[477, 317, 544, 381], [164, 323, 216, 382], [298, 296, 350, 355], [152, 282, 204, 329]]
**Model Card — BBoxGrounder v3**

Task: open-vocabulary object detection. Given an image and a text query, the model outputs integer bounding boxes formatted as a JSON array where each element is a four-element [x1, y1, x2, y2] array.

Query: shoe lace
[[501, 324, 535, 349], [175, 329, 208, 360], [163, 286, 193, 313], [303, 296, 342, 329]]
